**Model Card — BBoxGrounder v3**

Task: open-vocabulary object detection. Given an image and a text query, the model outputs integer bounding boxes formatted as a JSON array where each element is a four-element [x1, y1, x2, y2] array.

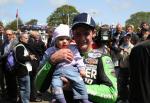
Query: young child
[[45, 24, 90, 103]]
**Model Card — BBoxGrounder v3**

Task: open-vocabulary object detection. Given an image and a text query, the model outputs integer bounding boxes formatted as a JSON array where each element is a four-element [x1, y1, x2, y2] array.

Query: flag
[[16, 9, 18, 18], [16, 9, 19, 30]]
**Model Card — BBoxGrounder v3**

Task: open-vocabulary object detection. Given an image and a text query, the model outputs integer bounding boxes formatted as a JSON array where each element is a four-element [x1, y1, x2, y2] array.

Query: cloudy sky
[[0, 0, 149, 26]]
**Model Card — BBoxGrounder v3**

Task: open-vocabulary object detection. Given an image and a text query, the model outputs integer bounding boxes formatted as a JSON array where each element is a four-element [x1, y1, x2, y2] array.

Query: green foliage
[[47, 5, 79, 27], [25, 19, 38, 25], [5, 18, 23, 31], [126, 11, 150, 31]]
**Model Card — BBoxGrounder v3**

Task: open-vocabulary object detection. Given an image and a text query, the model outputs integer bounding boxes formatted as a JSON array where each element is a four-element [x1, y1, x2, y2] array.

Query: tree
[[5, 18, 23, 31], [126, 12, 150, 31], [47, 5, 79, 27], [25, 19, 38, 25], [0, 21, 3, 27]]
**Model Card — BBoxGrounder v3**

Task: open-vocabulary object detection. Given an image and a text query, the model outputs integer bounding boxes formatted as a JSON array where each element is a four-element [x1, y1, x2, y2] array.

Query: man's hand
[[61, 76, 71, 90], [30, 54, 37, 60], [50, 48, 73, 64]]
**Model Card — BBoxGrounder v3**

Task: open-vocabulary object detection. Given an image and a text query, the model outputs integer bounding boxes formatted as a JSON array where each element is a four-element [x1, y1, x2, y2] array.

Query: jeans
[[17, 75, 30, 103], [51, 65, 88, 100]]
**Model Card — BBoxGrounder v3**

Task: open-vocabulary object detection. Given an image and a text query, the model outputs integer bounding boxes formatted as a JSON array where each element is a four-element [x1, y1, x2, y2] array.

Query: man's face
[[72, 25, 95, 52], [21, 34, 29, 44], [6, 30, 14, 41], [116, 24, 122, 32], [142, 23, 149, 29], [142, 31, 150, 40]]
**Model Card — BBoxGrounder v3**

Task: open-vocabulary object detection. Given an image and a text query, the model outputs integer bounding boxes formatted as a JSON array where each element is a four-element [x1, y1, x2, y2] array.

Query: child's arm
[[71, 45, 86, 77]]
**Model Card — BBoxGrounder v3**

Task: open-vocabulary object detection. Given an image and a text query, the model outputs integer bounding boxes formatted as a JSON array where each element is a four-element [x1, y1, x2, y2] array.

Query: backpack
[[5, 50, 16, 71], [5, 44, 26, 71]]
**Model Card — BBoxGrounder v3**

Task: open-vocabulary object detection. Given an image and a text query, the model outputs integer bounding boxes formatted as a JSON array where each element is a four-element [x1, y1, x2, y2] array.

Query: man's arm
[[50, 48, 74, 64]]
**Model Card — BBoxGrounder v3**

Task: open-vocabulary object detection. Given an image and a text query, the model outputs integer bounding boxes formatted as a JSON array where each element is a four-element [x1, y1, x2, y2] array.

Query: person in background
[[139, 28, 150, 41], [125, 24, 139, 45], [110, 24, 126, 78], [129, 28, 150, 103], [46, 27, 55, 48], [15, 33, 37, 103], [117, 34, 134, 103], [1, 29, 18, 103], [31, 31, 46, 60], [137, 22, 150, 39], [140, 21, 150, 30], [28, 31, 43, 102], [112, 23, 126, 45], [0, 25, 6, 99]]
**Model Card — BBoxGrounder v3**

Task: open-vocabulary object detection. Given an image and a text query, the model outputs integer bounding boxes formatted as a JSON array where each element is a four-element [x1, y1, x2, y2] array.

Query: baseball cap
[[72, 13, 96, 29], [124, 33, 132, 37], [52, 24, 70, 40]]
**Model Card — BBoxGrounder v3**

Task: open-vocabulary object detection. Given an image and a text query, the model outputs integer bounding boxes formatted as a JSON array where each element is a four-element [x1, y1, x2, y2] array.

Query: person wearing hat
[[50, 13, 117, 103], [117, 33, 134, 103], [44, 24, 90, 103], [125, 24, 139, 45]]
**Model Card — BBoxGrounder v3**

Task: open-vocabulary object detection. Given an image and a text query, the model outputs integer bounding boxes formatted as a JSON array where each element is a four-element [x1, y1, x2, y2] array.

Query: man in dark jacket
[[129, 39, 150, 103], [0, 25, 5, 99], [28, 31, 44, 102], [15, 33, 37, 103], [1, 29, 18, 102]]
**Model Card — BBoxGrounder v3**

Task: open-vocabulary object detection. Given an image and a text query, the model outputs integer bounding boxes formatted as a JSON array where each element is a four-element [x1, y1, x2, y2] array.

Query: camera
[[94, 24, 111, 45]]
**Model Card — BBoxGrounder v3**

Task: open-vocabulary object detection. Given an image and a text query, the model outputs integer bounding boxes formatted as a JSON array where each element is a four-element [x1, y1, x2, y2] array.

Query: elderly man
[[1, 29, 18, 102]]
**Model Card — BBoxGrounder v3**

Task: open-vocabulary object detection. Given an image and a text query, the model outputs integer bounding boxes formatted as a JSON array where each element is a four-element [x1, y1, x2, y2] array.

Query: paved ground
[[0, 89, 52, 103], [30, 90, 51, 103]]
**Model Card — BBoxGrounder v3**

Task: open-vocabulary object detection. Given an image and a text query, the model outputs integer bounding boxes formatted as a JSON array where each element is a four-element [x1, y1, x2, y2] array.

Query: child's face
[[56, 36, 71, 48]]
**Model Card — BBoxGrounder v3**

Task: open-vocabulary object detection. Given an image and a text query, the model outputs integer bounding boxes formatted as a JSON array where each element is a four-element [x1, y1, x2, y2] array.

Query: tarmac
[[30, 90, 51, 103], [0, 89, 52, 103]]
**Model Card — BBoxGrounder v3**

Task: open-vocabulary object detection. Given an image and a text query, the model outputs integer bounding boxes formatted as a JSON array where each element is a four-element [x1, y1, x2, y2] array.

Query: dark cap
[[72, 13, 96, 29], [125, 33, 132, 37]]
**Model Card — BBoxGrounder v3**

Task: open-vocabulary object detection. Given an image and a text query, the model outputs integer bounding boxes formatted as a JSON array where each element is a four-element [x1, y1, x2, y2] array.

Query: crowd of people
[[0, 12, 150, 103]]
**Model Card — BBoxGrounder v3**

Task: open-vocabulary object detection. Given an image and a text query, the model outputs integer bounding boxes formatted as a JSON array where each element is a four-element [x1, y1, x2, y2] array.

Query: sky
[[0, 0, 150, 26]]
